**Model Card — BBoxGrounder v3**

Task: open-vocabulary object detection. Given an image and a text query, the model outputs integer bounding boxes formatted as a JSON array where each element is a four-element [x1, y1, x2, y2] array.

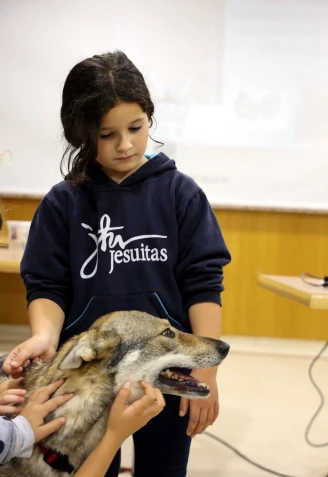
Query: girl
[[2, 51, 231, 477]]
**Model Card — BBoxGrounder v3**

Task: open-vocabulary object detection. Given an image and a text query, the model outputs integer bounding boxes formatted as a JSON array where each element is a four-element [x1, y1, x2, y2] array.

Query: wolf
[[1, 310, 229, 476]]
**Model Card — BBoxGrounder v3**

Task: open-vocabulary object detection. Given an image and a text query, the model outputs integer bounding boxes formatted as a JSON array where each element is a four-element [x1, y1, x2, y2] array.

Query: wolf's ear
[[58, 330, 120, 370]]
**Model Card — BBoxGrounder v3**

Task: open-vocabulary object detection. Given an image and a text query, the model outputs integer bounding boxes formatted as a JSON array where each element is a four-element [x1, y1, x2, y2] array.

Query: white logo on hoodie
[[80, 214, 168, 278]]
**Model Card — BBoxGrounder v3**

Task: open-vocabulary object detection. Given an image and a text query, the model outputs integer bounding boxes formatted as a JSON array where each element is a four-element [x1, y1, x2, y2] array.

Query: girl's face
[[96, 102, 149, 182]]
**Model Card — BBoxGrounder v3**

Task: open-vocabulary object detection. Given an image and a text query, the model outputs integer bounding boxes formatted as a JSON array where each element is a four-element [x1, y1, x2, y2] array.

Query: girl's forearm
[[28, 298, 65, 347], [189, 302, 222, 339], [189, 302, 222, 378]]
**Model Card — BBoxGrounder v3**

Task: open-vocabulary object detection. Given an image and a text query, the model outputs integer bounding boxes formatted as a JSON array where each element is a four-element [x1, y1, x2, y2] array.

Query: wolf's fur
[[1, 310, 229, 476]]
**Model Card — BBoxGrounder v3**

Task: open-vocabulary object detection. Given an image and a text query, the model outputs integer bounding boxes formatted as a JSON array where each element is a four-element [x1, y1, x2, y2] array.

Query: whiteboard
[[1, 0, 328, 212]]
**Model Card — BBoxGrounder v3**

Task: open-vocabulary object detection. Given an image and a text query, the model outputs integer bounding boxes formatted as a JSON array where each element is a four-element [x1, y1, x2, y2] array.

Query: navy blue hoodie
[[21, 153, 231, 344]]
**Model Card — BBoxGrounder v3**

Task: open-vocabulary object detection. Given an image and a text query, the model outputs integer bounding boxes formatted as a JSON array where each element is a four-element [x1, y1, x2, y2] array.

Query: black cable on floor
[[203, 431, 298, 477], [305, 340, 328, 447], [204, 340, 328, 476]]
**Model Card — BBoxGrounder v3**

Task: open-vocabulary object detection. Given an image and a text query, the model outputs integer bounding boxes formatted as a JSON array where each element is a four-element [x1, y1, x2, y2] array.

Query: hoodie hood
[[86, 152, 177, 191]]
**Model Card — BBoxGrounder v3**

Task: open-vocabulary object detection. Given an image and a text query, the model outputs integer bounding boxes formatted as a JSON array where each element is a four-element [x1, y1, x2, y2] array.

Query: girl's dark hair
[[60, 51, 155, 186]]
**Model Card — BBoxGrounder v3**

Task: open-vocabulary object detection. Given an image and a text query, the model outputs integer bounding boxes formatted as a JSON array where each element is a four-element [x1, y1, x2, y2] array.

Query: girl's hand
[[0, 388, 27, 415], [106, 381, 165, 443], [179, 370, 219, 438], [2, 336, 56, 378], [20, 379, 74, 441]]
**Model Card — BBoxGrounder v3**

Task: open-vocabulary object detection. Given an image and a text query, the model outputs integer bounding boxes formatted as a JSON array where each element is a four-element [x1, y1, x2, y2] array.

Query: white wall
[[1, 0, 328, 211]]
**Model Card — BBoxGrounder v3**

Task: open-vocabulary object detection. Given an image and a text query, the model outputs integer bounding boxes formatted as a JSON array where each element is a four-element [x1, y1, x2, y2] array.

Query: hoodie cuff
[[186, 291, 222, 309], [27, 291, 67, 313]]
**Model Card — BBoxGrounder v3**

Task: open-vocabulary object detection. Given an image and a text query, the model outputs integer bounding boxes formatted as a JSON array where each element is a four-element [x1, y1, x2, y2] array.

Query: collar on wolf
[[38, 443, 75, 474]]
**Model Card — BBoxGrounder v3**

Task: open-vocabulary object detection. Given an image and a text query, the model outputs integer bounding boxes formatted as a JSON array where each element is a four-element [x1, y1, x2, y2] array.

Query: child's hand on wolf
[[0, 382, 27, 415], [20, 379, 74, 441], [106, 381, 165, 443], [179, 371, 219, 438], [2, 336, 57, 378]]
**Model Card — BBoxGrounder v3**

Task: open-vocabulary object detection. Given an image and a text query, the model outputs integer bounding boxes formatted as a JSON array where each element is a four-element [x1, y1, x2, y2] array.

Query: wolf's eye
[[161, 329, 175, 338]]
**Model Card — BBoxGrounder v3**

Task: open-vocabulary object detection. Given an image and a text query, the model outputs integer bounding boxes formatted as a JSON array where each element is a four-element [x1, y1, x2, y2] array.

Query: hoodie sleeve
[[175, 190, 231, 309], [20, 197, 72, 313], [0, 416, 35, 464]]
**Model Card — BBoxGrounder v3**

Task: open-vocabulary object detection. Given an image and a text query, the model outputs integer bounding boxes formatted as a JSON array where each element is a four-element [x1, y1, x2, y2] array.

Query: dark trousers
[[104, 395, 192, 477]]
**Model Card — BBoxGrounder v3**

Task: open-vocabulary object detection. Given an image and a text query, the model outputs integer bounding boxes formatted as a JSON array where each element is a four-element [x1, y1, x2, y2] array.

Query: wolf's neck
[[44, 390, 112, 468]]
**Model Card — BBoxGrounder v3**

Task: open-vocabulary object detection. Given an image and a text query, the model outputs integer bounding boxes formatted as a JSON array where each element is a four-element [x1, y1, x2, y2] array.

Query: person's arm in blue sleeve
[[0, 416, 35, 464]]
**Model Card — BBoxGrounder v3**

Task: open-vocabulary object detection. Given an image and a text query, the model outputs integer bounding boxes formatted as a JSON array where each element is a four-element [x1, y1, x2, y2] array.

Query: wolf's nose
[[218, 341, 230, 358]]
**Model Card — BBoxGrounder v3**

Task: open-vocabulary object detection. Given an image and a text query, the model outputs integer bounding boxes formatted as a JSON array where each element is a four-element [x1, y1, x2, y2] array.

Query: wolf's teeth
[[160, 371, 209, 388], [161, 370, 190, 382], [161, 369, 172, 378]]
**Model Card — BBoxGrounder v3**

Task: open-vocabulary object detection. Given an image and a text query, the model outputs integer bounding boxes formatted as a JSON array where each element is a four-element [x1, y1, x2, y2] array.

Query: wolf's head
[[56, 310, 229, 402]]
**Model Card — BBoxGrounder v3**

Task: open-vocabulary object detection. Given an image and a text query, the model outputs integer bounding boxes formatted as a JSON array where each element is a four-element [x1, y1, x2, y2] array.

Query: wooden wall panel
[[0, 198, 41, 325], [1, 197, 328, 339], [216, 209, 328, 339]]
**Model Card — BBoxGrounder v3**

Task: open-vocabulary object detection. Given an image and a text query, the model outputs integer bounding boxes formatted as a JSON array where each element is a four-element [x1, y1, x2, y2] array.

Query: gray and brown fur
[[1, 310, 229, 477]]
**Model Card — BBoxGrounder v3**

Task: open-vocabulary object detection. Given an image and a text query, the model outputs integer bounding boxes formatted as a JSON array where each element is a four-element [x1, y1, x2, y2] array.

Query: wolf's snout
[[217, 341, 230, 358]]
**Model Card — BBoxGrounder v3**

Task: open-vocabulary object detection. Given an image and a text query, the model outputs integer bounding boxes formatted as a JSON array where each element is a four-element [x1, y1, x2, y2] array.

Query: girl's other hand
[[2, 336, 56, 378]]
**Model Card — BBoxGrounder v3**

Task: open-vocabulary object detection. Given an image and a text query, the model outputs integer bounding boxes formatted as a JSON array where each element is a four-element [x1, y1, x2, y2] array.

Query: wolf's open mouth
[[159, 368, 210, 395]]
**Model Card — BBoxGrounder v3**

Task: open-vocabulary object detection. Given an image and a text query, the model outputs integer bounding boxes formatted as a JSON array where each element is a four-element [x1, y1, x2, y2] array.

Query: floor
[[1, 325, 328, 477]]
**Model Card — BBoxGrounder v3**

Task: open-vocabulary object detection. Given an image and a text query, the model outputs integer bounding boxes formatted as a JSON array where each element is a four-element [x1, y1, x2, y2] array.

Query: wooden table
[[258, 274, 328, 310], [0, 248, 21, 274], [0, 261, 20, 274]]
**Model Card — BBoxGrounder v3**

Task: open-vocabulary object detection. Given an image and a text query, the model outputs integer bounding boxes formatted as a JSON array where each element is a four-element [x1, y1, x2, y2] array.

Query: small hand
[[0, 388, 27, 415], [20, 379, 74, 441], [106, 381, 165, 443], [2, 336, 56, 378], [179, 370, 219, 438]]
